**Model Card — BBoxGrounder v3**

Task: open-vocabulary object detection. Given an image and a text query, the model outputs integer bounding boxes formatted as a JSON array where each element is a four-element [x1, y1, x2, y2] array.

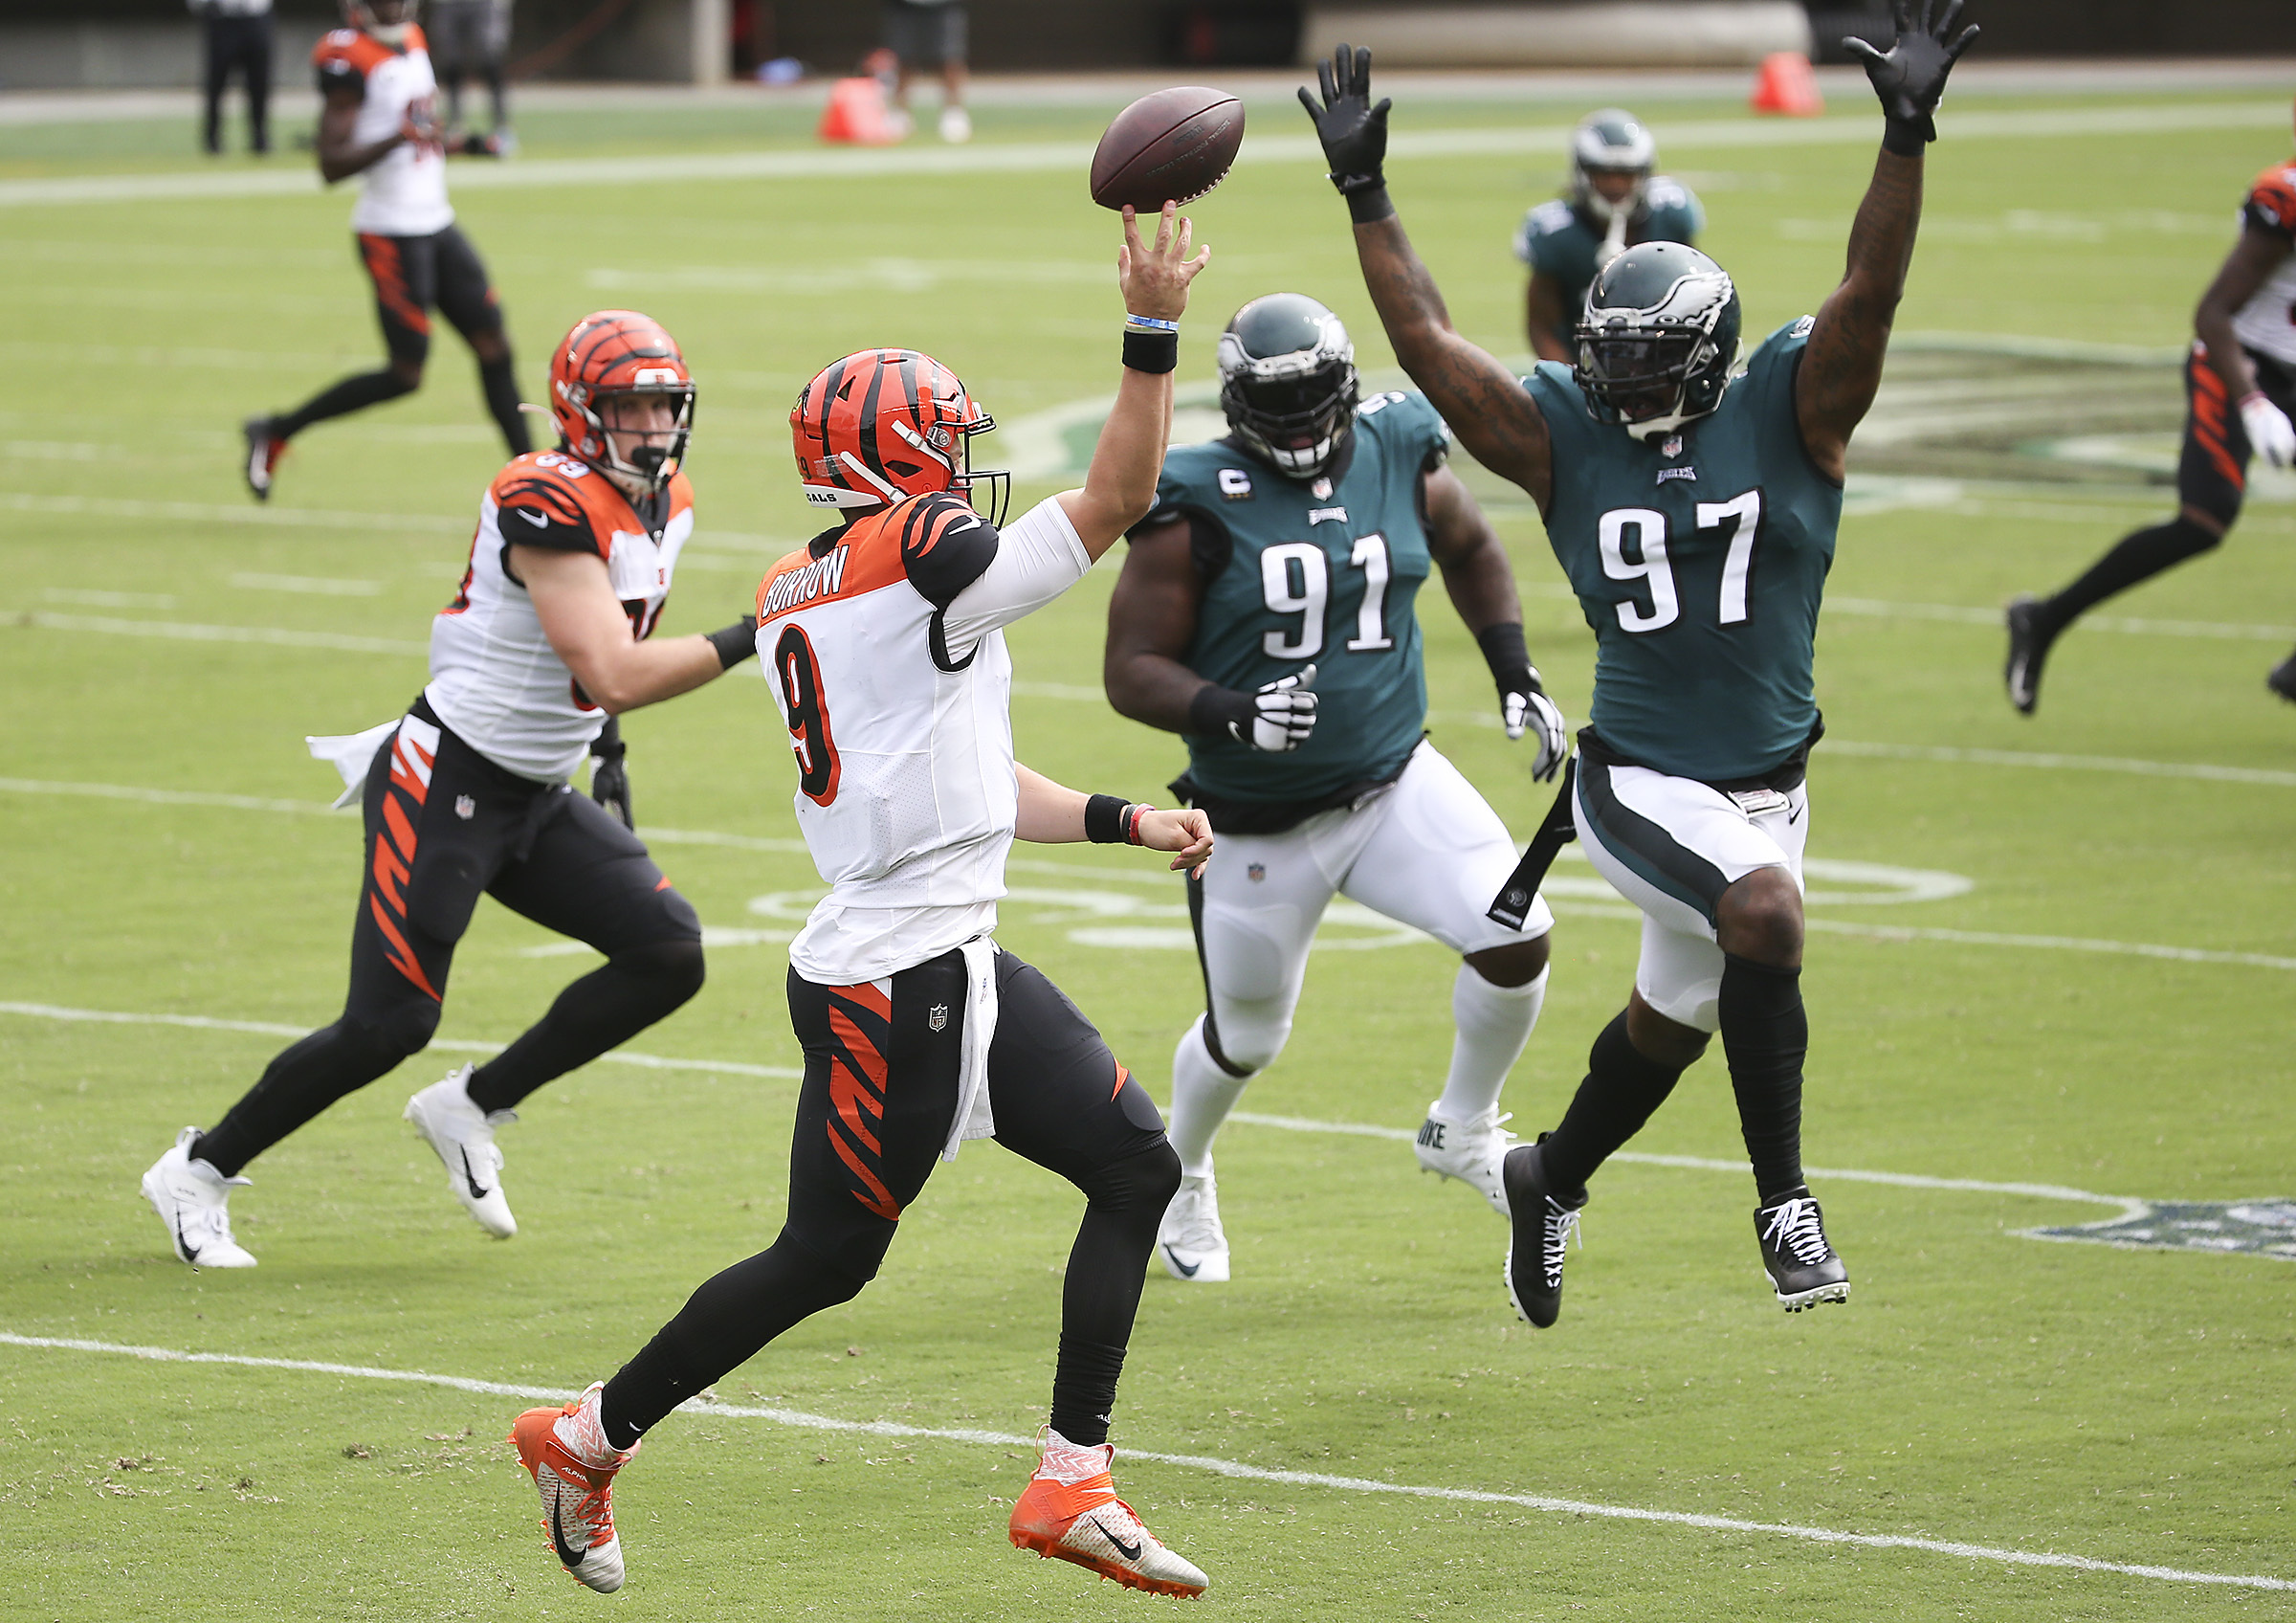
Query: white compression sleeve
[[938, 495, 1091, 660]]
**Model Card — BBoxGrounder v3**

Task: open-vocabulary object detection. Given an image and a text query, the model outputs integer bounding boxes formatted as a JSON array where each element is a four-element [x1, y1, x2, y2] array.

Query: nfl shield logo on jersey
[[1247, 862, 1266, 882], [454, 794, 476, 820], [928, 1003, 949, 1033], [1661, 434, 1684, 459]]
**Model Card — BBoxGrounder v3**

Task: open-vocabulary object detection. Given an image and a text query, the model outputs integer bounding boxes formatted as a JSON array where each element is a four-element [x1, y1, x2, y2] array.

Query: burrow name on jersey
[[761, 545, 850, 618]]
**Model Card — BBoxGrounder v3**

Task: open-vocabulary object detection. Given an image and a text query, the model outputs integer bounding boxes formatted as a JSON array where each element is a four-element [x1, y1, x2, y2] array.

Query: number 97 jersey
[[1529, 318, 1842, 784]]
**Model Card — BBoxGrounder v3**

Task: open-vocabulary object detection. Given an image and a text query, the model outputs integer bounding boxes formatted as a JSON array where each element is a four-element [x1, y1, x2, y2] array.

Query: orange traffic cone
[[1751, 52, 1823, 117], [818, 76, 899, 145]]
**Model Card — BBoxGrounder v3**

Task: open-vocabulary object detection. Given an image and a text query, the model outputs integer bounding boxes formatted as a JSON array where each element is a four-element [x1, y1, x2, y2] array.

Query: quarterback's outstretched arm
[[1056, 203, 1211, 559], [1798, 1, 1977, 481], [1014, 765, 1214, 876], [1299, 47, 1556, 513]]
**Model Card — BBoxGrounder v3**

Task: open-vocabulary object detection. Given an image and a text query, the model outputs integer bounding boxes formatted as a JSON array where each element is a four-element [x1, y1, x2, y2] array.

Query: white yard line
[[3, 490, 466, 532], [12, 611, 428, 657], [0, 1001, 797, 1080], [0, 1331, 2279, 1590], [1820, 742, 2296, 789], [2, 102, 2285, 211], [1824, 594, 2296, 642]]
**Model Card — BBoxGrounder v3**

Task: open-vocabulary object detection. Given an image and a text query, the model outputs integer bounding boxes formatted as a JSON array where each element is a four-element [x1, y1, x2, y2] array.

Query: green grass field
[[3, 78, 2293, 1622]]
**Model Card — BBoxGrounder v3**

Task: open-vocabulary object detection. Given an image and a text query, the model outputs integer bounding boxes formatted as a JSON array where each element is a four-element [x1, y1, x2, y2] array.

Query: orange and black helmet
[[790, 349, 1007, 524], [549, 310, 695, 499]]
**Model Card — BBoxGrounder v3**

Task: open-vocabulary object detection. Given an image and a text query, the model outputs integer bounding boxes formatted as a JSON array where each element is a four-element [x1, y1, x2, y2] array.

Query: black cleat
[[242, 415, 285, 501], [1501, 1139, 1587, 1328], [1755, 1186, 1849, 1312], [2268, 651, 2296, 705], [2003, 595, 2054, 715]]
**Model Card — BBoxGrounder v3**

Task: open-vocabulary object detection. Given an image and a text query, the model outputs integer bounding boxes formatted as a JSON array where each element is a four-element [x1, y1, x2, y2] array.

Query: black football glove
[[1476, 625, 1567, 782], [1845, 0, 1979, 149], [1296, 44, 1393, 212], [589, 717, 633, 830]]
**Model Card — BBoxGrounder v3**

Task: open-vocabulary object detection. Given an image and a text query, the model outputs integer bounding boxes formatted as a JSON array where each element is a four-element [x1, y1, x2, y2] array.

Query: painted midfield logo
[[2033, 1199, 2296, 1259], [928, 1003, 949, 1033]]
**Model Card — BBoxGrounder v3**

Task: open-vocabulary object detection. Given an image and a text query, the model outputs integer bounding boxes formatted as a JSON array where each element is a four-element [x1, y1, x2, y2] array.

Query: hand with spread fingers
[[1845, 0, 1980, 148], [1116, 200, 1211, 324], [1297, 43, 1393, 207]]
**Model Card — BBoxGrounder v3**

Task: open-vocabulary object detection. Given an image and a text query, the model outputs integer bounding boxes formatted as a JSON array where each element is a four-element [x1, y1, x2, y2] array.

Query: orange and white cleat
[[241, 416, 286, 501], [1008, 1430, 1207, 1598], [510, 1382, 637, 1593]]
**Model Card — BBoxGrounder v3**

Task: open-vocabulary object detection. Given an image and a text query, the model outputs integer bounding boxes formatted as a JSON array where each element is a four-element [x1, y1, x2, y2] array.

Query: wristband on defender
[[1473, 622, 1534, 688], [705, 619, 759, 670], [1187, 682, 1253, 737], [1880, 115, 1932, 156], [1122, 326, 1179, 374], [1342, 181, 1396, 224], [1084, 793, 1133, 845]]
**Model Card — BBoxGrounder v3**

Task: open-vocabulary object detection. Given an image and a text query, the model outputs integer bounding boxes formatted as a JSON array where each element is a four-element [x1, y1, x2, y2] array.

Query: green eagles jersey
[[1144, 389, 1451, 806], [1528, 318, 1841, 782], [1513, 179, 1705, 352]]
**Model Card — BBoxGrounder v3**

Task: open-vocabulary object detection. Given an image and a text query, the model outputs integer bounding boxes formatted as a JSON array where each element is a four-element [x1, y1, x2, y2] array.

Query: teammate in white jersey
[[239, 0, 530, 500], [144, 311, 760, 1268], [2008, 106, 2296, 709], [510, 206, 1220, 1602]]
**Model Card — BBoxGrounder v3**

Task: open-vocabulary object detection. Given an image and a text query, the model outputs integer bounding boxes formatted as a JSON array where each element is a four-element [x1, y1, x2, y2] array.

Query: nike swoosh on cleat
[[459, 1147, 493, 1201], [1090, 1516, 1142, 1561], [174, 1214, 201, 1264], [547, 1484, 589, 1570], [1161, 1245, 1200, 1279]]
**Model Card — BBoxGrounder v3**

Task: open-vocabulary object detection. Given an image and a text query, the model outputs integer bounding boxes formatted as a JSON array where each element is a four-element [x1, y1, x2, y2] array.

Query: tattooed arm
[[1302, 44, 1556, 514], [1801, 0, 1979, 481]]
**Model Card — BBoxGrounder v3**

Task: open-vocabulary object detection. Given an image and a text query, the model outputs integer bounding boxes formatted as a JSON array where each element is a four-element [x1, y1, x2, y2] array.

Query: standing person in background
[[882, 0, 971, 144], [2005, 112, 2296, 712], [193, 0, 274, 156], [239, 0, 530, 501], [1515, 110, 1703, 365], [430, 0, 517, 156]]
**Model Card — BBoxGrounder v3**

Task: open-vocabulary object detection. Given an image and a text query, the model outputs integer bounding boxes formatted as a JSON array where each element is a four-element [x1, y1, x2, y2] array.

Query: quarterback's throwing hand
[[1136, 807, 1215, 878], [1297, 44, 1390, 199], [1845, 0, 1978, 144], [2239, 392, 2296, 469], [1117, 201, 1210, 324]]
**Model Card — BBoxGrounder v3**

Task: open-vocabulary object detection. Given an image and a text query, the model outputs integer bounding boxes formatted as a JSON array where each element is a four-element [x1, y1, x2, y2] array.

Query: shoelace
[[1541, 1198, 1581, 1284], [1169, 1188, 1221, 1253], [1762, 1197, 1832, 1267]]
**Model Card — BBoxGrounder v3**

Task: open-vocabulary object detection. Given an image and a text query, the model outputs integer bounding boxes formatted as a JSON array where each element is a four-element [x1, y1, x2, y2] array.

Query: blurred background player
[[239, 0, 529, 501], [428, 0, 515, 155], [882, 0, 970, 143], [1104, 291, 1568, 1284], [143, 311, 760, 1268], [512, 206, 1214, 1603], [1301, 11, 1975, 1327], [192, 0, 273, 156], [2005, 116, 2296, 711], [1515, 109, 1704, 365]]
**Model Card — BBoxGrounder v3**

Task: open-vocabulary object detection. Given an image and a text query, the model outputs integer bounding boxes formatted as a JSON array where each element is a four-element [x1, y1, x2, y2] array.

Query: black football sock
[[599, 1232, 866, 1449], [275, 368, 417, 440], [465, 939, 702, 1114], [1717, 954, 1807, 1199], [1047, 1143, 1180, 1447], [477, 354, 531, 456], [2041, 517, 2220, 634], [193, 1017, 412, 1177], [1535, 1012, 1689, 1194]]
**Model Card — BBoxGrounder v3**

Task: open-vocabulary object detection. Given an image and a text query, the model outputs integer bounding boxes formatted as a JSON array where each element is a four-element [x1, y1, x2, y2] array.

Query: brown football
[[1089, 86, 1245, 212]]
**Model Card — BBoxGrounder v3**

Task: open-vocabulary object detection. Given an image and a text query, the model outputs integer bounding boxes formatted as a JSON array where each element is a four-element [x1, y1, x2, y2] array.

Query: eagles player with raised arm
[[2005, 102, 2296, 711], [1516, 110, 1705, 366], [1105, 292, 1569, 1284], [508, 206, 1219, 1601], [142, 311, 756, 1266], [1300, 3, 1976, 1325]]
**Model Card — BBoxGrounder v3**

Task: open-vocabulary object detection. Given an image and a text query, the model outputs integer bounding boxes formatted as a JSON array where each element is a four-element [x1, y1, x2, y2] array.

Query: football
[[1089, 86, 1246, 212]]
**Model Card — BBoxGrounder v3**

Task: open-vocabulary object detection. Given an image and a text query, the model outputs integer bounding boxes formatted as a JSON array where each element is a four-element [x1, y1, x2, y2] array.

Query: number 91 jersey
[[1152, 389, 1448, 807], [1528, 319, 1841, 783]]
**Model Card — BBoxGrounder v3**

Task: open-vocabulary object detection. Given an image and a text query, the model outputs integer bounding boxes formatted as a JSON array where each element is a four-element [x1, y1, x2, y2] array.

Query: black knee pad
[[1081, 1140, 1183, 1214], [618, 935, 706, 1008], [353, 1002, 435, 1063]]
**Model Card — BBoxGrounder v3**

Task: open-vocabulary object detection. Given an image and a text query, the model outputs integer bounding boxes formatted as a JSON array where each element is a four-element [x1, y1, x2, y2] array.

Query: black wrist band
[[1473, 622, 1534, 686], [1187, 683, 1252, 737], [1880, 116, 1931, 156], [1084, 793, 1132, 845], [706, 619, 758, 670], [1122, 328, 1179, 374], [1344, 182, 1396, 224]]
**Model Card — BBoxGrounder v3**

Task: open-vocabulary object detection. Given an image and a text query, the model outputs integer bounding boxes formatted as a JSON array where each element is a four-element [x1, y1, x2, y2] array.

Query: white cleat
[[1414, 1101, 1516, 1217], [938, 103, 972, 143], [404, 1066, 517, 1237], [511, 1382, 635, 1593], [141, 1127, 257, 1269], [1156, 1172, 1228, 1282]]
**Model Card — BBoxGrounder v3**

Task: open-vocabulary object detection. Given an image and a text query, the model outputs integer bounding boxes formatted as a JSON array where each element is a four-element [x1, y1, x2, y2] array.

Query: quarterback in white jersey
[[510, 206, 1224, 1604], [239, 0, 530, 501], [144, 311, 762, 1271]]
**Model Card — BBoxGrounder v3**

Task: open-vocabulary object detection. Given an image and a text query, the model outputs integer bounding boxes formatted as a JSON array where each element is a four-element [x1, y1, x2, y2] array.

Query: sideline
[[2, 100, 2284, 211], [0, 1330, 2282, 1591]]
